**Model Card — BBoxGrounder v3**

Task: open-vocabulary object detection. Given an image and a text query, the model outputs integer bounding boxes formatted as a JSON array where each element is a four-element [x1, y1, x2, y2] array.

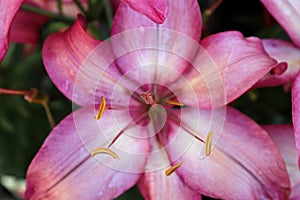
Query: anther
[[165, 162, 183, 176], [166, 99, 185, 107], [94, 96, 106, 120], [140, 91, 156, 105], [91, 148, 119, 159], [205, 131, 213, 156]]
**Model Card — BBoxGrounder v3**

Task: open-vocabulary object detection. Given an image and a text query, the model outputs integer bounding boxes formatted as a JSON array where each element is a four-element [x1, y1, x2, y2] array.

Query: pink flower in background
[[0, 0, 24, 60], [0, 0, 87, 61], [9, 0, 88, 45], [263, 125, 300, 200], [260, 0, 300, 47], [255, 39, 300, 88], [0, 0, 167, 61], [25, 0, 290, 199], [292, 72, 300, 167]]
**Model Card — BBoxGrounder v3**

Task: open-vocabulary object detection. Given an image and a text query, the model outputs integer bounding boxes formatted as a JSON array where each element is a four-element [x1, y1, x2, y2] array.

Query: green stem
[[104, 0, 113, 28], [73, 0, 87, 16], [21, 4, 74, 23], [57, 0, 63, 15]]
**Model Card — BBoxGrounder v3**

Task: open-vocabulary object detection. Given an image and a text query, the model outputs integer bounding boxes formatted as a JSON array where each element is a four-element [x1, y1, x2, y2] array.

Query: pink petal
[[263, 124, 300, 200], [25, 106, 149, 199], [166, 107, 290, 199], [0, 0, 24, 60], [175, 31, 279, 109], [43, 15, 139, 107], [112, 0, 201, 39], [138, 170, 202, 200], [261, 0, 300, 47], [137, 141, 202, 200], [10, 8, 48, 44], [292, 72, 300, 167], [255, 39, 300, 88], [122, 0, 168, 24], [110, 0, 201, 85]]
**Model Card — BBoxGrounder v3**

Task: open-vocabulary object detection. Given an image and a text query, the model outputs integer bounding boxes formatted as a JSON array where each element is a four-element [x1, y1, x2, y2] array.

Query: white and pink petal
[[260, 0, 300, 47], [263, 124, 300, 200], [25, 106, 149, 199], [292, 71, 300, 167], [110, 0, 202, 85], [175, 31, 279, 109], [43, 15, 141, 107], [166, 107, 290, 199]]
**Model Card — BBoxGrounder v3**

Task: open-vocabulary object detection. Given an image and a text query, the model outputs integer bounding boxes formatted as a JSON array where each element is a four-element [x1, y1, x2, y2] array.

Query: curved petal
[[175, 31, 279, 109], [122, 0, 168, 24], [137, 143, 201, 200], [260, 0, 300, 47], [138, 170, 201, 200], [292, 72, 300, 167], [0, 0, 24, 60], [166, 107, 290, 199], [263, 124, 300, 200], [43, 15, 140, 107], [255, 39, 300, 88], [110, 0, 201, 84], [25, 106, 149, 200]]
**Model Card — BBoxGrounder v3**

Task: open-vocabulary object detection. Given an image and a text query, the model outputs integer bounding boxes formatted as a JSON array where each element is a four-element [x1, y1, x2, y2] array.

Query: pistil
[[140, 91, 156, 105]]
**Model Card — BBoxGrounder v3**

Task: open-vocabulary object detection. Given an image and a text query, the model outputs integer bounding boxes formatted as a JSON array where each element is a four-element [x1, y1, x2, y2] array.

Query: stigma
[[94, 96, 106, 120], [140, 91, 156, 105]]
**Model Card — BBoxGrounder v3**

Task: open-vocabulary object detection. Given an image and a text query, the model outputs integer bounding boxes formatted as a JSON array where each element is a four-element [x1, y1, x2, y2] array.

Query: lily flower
[[260, 0, 300, 48], [25, 0, 290, 199], [292, 72, 300, 167], [263, 124, 300, 200]]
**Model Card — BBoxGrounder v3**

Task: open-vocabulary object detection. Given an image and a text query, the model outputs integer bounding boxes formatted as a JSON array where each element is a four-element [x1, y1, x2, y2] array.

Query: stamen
[[165, 162, 183, 176], [94, 96, 106, 120], [140, 91, 156, 105], [91, 148, 119, 159], [166, 99, 184, 107], [205, 131, 213, 156]]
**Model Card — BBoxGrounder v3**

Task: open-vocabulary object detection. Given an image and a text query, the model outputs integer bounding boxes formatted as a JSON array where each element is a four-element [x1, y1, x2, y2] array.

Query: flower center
[[140, 90, 156, 105], [91, 84, 214, 175]]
